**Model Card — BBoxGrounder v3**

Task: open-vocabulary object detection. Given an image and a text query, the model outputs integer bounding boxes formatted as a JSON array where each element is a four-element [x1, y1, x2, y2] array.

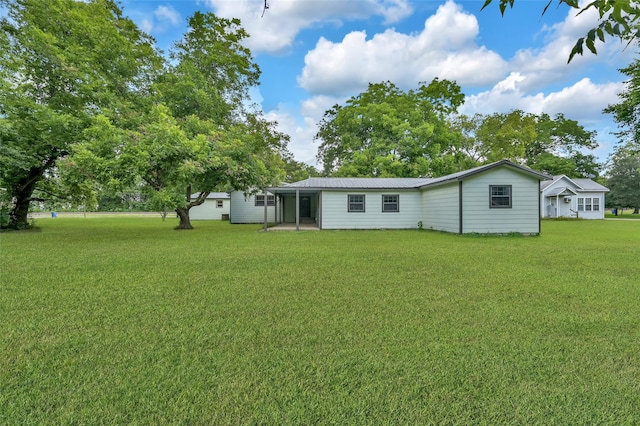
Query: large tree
[[0, 0, 159, 229], [482, 0, 640, 62], [73, 12, 288, 229], [455, 110, 602, 177], [607, 151, 640, 213], [315, 79, 465, 177], [604, 54, 640, 152]]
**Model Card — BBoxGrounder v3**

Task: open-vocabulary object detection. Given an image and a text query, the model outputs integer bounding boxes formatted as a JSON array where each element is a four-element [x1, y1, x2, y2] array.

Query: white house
[[540, 175, 609, 219], [230, 160, 551, 234], [189, 192, 230, 220]]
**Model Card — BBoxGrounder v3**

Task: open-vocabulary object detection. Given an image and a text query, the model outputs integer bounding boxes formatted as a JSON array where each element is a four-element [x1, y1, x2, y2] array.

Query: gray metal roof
[[545, 186, 577, 196], [541, 176, 609, 192], [282, 177, 431, 189], [572, 179, 609, 191], [269, 160, 551, 193], [191, 192, 230, 199]]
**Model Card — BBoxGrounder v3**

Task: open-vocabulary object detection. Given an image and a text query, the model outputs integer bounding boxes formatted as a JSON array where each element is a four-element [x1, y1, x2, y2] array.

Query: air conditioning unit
[[564, 197, 571, 203]]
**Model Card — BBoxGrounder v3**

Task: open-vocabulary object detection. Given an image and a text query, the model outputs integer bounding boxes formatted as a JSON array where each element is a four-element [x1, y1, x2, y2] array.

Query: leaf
[[568, 38, 584, 63]]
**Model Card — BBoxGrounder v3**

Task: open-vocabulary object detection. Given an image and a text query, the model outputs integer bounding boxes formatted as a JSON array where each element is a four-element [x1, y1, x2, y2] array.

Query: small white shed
[[189, 192, 230, 220]]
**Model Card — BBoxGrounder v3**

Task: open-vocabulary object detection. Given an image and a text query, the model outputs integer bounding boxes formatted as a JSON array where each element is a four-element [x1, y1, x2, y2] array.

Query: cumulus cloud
[[266, 94, 348, 165], [201, 0, 413, 54], [297, 1, 507, 96], [461, 76, 622, 126]]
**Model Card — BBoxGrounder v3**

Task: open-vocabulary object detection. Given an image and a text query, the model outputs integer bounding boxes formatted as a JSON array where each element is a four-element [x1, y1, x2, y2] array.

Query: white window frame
[[489, 185, 512, 209], [216, 200, 223, 208], [255, 195, 275, 207], [348, 194, 365, 212], [382, 194, 399, 213]]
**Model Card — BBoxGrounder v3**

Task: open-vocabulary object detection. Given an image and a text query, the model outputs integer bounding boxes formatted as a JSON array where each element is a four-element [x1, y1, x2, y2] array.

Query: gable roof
[[540, 175, 609, 192], [269, 160, 550, 192]]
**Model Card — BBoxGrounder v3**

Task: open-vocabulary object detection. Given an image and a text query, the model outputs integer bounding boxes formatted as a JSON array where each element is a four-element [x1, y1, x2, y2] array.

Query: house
[[230, 160, 551, 234], [189, 192, 230, 220], [540, 175, 609, 219]]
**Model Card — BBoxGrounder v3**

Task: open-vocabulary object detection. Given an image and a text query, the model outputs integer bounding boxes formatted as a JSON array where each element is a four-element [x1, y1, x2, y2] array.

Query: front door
[[300, 196, 311, 218]]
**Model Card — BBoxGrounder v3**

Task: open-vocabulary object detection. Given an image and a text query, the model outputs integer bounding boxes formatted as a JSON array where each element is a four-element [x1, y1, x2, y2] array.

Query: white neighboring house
[[189, 192, 230, 220], [229, 160, 552, 234], [540, 176, 609, 219]]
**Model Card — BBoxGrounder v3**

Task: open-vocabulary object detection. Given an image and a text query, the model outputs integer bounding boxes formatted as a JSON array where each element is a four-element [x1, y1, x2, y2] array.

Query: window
[[490, 185, 512, 208], [216, 200, 223, 208], [348, 194, 365, 212], [578, 197, 600, 212], [382, 195, 399, 212], [255, 195, 275, 206]]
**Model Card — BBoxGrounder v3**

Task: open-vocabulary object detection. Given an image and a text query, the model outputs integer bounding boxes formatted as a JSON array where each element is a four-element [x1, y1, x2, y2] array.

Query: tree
[[607, 151, 640, 213], [0, 0, 159, 229], [457, 110, 602, 177], [74, 12, 288, 229], [315, 79, 465, 177], [482, 0, 640, 62], [604, 54, 640, 152]]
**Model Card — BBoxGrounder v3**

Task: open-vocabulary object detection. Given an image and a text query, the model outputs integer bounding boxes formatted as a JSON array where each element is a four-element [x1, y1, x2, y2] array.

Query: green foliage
[[605, 54, 640, 152], [482, 0, 640, 62], [1, 218, 639, 423], [315, 80, 465, 177], [607, 151, 640, 210], [0, 0, 160, 229], [454, 110, 602, 177]]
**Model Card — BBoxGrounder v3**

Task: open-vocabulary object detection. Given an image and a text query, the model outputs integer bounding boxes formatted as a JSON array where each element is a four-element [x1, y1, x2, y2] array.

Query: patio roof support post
[[263, 189, 268, 232], [556, 194, 559, 218], [296, 189, 300, 231]]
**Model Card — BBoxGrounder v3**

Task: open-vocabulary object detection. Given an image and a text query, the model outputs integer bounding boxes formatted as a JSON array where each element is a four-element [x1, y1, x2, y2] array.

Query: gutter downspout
[[295, 189, 300, 231], [263, 189, 268, 232], [458, 181, 463, 234]]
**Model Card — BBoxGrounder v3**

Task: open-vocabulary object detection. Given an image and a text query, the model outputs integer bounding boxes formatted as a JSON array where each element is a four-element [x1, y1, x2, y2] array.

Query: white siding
[[574, 192, 606, 219], [320, 190, 422, 229], [190, 199, 230, 220], [421, 183, 460, 233], [461, 169, 540, 234], [229, 191, 279, 224]]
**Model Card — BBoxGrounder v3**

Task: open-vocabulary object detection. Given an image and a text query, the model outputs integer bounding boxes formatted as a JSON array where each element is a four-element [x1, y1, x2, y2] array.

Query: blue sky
[[120, 0, 635, 167]]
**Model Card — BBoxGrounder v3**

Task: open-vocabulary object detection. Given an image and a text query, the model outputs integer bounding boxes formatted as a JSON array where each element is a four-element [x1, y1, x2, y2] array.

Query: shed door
[[300, 196, 311, 218]]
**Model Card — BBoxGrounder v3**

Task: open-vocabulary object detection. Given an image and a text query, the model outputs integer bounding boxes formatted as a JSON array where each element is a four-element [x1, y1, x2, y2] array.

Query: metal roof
[[190, 192, 230, 199], [282, 177, 431, 189], [541, 176, 609, 192], [268, 160, 551, 193]]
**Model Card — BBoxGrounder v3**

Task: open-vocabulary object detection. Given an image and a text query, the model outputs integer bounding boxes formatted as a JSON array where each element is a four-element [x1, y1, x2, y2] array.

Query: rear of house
[[231, 160, 550, 234], [421, 163, 545, 234]]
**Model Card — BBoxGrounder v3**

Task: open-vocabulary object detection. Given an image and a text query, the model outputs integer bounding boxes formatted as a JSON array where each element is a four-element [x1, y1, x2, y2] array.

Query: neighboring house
[[189, 192, 230, 220], [230, 160, 551, 234], [540, 176, 609, 219]]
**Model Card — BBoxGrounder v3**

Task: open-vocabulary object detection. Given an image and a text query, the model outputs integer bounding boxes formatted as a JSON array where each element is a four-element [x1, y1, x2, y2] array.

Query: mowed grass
[[1, 218, 639, 424]]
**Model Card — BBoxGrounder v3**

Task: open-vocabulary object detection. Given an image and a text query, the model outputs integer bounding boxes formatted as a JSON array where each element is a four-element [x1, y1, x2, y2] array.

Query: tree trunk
[[175, 206, 193, 230], [7, 167, 42, 229], [634, 207, 639, 214]]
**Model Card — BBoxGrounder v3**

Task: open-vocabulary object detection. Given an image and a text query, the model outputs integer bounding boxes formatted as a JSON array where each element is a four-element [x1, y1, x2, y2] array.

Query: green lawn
[[1, 218, 639, 424]]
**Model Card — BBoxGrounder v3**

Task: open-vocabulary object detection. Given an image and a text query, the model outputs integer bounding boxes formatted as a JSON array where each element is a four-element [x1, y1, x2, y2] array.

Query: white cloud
[[155, 5, 181, 26], [201, 0, 413, 54], [266, 95, 347, 166], [461, 77, 622, 126], [297, 1, 507, 96]]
